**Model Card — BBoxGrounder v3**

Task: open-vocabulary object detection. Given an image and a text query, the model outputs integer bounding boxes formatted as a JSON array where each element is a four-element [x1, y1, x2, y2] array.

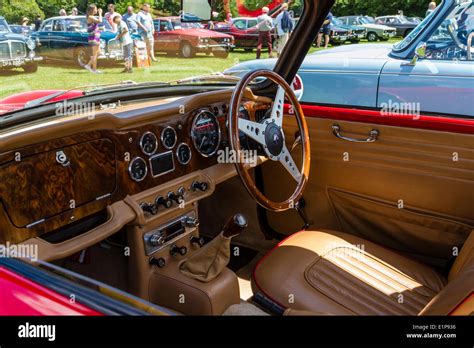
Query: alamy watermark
[[0, 242, 38, 262], [380, 100, 421, 120], [217, 148, 258, 166], [55, 100, 96, 119]]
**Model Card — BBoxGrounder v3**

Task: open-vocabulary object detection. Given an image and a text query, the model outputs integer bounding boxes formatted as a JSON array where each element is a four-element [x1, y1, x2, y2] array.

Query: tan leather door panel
[[262, 116, 474, 263]]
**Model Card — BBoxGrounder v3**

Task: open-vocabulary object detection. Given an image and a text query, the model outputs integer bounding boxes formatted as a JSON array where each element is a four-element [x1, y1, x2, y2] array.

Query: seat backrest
[[419, 231, 474, 315]]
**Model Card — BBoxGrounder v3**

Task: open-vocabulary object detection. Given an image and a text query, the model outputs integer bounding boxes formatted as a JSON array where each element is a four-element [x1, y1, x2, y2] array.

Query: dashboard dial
[[191, 110, 221, 157], [128, 157, 148, 182], [176, 143, 192, 165], [161, 126, 177, 149], [139, 132, 158, 156]]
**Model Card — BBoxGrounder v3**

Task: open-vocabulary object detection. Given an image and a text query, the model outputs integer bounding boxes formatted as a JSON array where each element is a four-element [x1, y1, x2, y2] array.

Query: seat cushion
[[252, 230, 447, 315]]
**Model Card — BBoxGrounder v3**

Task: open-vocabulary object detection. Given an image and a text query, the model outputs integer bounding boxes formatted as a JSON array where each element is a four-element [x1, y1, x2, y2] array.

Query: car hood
[[362, 23, 396, 31], [171, 28, 233, 38], [0, 32, 26, 42], [224, 44, 393, 76]]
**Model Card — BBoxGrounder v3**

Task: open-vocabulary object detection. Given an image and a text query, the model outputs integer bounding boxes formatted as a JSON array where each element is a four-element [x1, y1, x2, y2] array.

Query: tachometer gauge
[[191, 110, 221, 157], [139, 131, 158, 155], [128, 157, 148, 182], [161, 126, 177, 149], [176, 143, 192, 165]]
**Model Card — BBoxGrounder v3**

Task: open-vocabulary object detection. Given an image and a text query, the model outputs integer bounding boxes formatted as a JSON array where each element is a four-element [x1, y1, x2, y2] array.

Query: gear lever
[[179, 213, 247, 282]]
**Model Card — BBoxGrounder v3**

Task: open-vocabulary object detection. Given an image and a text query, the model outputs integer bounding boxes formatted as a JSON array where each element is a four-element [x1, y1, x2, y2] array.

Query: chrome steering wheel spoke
[[270, 85, 286, 128], [238, 118, 266, 146], [279, 145, 302, 182]]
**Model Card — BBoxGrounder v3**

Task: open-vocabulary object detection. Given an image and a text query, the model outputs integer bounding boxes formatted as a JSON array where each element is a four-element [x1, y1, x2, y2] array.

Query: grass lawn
[[0, 39, 400, 100]]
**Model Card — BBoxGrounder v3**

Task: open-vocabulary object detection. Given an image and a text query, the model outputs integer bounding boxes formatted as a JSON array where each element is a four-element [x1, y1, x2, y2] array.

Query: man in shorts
[[137, 3, 157, 62]]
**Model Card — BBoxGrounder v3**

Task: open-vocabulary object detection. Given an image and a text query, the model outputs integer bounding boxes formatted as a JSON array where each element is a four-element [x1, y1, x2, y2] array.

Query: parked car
[[225, 1, 474, 117], [333, 17, 367, 43], [153, 17, 234, 58], [0, 16, 42, 73], [327, 25, 353, 45], [409, 16, 423, 24], [210, 17, 277, 50], [375, 15, 418, 37], [31, 16, 144, 66], [338, 15, 397, 41], [8, 25, 33, 36]]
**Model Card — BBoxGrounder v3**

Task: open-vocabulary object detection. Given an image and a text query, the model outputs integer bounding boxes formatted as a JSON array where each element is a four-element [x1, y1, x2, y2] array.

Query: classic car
[[225, 0, 474, 117], [31, 16, 144, 66], [153, 17, 234, 58], [0, 16, 42, 73], [8, 24, 33, 36], [338, 15, 397, 41], [0, 0, 472, 330], [333, 16, 367, 43], [375, 15, 419, 37], [327, 25, 353, 44], [210, 17, 278, 50]]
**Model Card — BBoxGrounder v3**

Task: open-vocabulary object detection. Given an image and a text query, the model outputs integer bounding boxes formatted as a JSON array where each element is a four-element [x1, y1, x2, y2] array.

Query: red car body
[[0, 90, 84, 115], [153, 17, 234, 58], [210, 17, 277, 50], [0, 266, 101, 315]]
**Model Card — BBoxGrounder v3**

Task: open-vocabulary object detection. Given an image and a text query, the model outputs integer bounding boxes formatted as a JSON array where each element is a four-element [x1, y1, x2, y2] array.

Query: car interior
[[0, 0, 473, 316]]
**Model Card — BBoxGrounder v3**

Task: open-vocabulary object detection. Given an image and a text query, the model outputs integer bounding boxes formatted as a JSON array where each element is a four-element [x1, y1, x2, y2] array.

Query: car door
[[154, 20, 174, 52], [48, 19, 67, 59], [35, 19, 53, 57]]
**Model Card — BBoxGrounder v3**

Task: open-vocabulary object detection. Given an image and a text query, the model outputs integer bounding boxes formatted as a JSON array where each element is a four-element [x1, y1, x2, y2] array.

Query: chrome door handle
[[332, 124, 379, 143]]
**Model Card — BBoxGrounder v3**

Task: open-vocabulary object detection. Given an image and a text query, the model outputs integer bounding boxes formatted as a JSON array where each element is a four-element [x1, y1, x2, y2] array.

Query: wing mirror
[[181, 0, 212, 22], [406, 42, 426, 66]]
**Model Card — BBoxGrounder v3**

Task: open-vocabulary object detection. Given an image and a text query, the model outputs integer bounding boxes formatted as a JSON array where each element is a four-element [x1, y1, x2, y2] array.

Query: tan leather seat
[[252, 230, 474, 315]]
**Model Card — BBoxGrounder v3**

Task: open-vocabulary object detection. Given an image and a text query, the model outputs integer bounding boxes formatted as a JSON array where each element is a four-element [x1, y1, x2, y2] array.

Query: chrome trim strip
[[26, 219, 45, 228]]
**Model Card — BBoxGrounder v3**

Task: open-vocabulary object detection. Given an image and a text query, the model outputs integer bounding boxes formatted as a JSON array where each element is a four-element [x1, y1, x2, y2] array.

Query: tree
[[0, 0, 44, 23], [36, 0, 79, 17]]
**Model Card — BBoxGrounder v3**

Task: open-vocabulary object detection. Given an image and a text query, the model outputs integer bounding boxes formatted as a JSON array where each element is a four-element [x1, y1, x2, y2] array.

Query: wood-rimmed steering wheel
[[228, 70, 311, 212]]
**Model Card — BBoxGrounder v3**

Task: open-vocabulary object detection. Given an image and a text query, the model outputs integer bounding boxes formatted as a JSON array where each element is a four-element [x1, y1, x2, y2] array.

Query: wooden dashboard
[[0, 89, 270, 244]]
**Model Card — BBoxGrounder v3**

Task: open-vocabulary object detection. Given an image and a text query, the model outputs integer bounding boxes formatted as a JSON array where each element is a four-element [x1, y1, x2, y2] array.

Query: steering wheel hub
[[264, 122, 284, 157]]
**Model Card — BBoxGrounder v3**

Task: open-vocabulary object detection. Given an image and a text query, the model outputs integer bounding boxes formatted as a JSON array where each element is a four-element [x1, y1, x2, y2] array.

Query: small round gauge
[[139, 131, 158, 156], [176, 143, 192, 165], [161, 126, 177, 149], [128, 157, 148, 182], [191, 110, 221, 157]]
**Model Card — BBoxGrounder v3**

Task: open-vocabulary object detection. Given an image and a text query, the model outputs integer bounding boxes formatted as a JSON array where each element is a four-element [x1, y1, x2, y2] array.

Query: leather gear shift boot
[[179, 232, 231, 282]]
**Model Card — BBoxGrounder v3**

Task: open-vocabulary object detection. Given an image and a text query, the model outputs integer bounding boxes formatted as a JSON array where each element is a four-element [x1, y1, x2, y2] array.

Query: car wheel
[[213, 50, 229, 59], [74, 46, 89, 67], [180, 42, 195, 58], [367, 32, 378, 42], [23, 63, 38, 73]]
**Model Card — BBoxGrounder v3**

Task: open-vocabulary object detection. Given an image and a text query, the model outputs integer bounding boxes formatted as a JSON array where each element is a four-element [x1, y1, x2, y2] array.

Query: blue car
[[0, 16, 42, 73], [32, 16, 143, 66], [225, 0, 474, 117]]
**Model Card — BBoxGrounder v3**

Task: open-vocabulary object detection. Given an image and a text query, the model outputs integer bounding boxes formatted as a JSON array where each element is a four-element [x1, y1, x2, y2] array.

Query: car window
[[52, 19, 65, 32], [0, 19, 9, 33], [41, 20, 52, 32], [248, 19, 258, 28], [233, 19, 247, 30], [65, 18, 87, 32], [424, 2, 474, 60], [376, 18, 385, 24], [160, 20, 172, 31]]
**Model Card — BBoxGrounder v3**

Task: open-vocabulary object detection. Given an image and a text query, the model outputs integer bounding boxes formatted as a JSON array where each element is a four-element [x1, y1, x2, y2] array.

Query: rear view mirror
[[181, 0, 212, 22]]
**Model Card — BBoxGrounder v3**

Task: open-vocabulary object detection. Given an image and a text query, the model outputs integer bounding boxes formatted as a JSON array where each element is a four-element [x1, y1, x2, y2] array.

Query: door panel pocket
[[328, 188, 473, 261]]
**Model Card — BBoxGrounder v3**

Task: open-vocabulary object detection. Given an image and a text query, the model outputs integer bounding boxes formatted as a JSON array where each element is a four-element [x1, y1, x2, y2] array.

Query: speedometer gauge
[[191, 110, 221, 157]]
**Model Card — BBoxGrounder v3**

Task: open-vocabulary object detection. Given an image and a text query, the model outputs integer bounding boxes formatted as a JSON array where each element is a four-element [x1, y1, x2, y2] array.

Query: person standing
[[137, 3, 157, 62], [426, 2, 437, 17], [123, 6, 138, 34], [59, 9, 67, 16], [105, 3, 118, 31], [256, 7, 274, 59], [70, 7, 79, 16], [275, 3, 293, 57], [84, 4, 103, 74], [34, 15, 42, 31], [113, 14, 134, 73], [317, 11, 332, 48]]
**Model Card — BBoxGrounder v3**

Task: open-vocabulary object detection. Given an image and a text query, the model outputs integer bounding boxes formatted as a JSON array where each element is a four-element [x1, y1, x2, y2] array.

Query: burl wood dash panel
[[0, 139, 116, 228]]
